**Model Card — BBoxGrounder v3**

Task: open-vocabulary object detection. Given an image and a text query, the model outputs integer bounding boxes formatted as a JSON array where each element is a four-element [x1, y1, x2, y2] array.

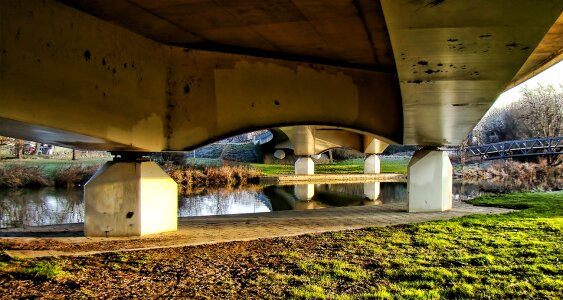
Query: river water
[[0, 182, 484, 229]]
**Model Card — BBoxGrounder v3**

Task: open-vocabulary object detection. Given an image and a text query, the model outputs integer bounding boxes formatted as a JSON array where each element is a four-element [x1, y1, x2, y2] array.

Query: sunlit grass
[[17, 260, 69, 280], [252, 157, 409, 176], [259, 191, 563, 299]]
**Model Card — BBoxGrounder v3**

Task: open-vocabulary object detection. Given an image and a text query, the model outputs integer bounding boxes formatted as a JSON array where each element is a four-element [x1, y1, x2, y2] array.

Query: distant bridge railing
[[464, 137, 563, 161], [253, 130, 274, 145]]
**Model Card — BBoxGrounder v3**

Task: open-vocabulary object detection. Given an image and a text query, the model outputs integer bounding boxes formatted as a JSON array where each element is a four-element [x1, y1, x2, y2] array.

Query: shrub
[[53, 165, 99, 188], [462, 159, 562, 192], [0, 165, 49, 188], [166, 164, 263, 194]]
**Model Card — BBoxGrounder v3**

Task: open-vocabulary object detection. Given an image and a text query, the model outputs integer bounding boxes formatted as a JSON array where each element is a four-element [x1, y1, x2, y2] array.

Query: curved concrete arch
[[266, 126, 389, 156], [166, 49, 403, 151]]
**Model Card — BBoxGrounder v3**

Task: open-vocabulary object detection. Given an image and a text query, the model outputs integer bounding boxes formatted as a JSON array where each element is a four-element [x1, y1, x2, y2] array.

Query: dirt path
[[1, 200, 511, 258]]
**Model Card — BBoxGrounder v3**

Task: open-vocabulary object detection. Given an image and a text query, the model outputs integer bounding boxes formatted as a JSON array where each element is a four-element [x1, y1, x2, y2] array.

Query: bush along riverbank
[[0, 162, 264, 193], [165, 164, 263, 194], [0, 165, 97, 189], [460, 159, 562, 192]]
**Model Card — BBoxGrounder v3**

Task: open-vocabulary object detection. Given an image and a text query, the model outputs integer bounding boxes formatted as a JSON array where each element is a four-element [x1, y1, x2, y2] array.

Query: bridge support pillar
[[295, 156, 314, 175], [84, 160, 178, 237], [407, 149, 452, 212], [364, 154, 381, 174]]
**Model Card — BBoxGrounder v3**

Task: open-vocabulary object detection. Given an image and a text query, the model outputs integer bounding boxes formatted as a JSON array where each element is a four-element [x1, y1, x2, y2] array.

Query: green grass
[[17, 260, 69, 280], [0, 158, 109, 176], [259, 191, 563, 299], [252, 157, 409, 176]]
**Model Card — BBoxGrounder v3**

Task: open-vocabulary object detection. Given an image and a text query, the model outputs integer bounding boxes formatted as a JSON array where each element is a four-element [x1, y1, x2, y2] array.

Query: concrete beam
[[363, 137, 389, 154], [0, 0, 402, 151], [0, 0, 170, 151], [291, 126, 316, 156]]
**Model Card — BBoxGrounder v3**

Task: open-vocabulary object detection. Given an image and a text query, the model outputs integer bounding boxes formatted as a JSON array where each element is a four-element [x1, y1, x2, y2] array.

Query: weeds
[[17, 260, 69, 280], [167, 164, 263, 193], [53, 165, 99, 188], [0, 165, 49, 188], [462, 159, 562, 192]]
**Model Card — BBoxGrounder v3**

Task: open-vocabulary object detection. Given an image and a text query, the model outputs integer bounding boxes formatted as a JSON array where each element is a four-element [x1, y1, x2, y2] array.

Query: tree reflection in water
[[0, 188, 83, 228], [179, 189, 271, 217], [1, 182, 486, 228]]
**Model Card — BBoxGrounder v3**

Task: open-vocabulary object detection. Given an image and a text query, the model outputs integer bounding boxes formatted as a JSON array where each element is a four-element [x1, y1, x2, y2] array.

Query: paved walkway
[[1, 200, 511, 258]]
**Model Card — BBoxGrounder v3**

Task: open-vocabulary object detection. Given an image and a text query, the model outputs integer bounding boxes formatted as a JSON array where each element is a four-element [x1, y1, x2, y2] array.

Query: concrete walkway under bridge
[[1, 200, 511, 258]]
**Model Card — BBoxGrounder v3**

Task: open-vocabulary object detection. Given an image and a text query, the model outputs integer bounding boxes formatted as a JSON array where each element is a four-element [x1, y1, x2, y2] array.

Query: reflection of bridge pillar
[[363, 182, 381, 200], [407, 150, 452, 212], [364, 154, 381, 174], [294, 184, 315, 201], [295, 157, 314, 175], [84, 160, 178, 237]]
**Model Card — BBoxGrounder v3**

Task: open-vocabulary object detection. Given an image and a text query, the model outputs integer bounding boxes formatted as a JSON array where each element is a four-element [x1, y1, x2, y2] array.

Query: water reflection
[[363, 182, 380, 201], [178, 189, 271, 217], [0, 188, 83, 228], [1, 181, 490, 229], [294, 184, 315, 200]]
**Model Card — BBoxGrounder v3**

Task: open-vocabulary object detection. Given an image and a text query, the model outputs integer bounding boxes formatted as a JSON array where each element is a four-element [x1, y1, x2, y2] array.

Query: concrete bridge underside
[[263, 125, 389, 175], [0, 0, 562, 236], [1, 0, 561, 150]]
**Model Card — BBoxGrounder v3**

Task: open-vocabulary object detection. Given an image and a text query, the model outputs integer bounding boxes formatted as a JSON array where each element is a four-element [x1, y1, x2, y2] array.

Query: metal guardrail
[[465, 137, 563, 160]]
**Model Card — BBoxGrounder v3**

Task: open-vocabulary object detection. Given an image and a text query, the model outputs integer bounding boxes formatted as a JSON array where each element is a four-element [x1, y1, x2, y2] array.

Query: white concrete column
[[363, 182, 381, 200], [294, 184, 315, 201], [84, 161, 178, 237], [364, 154, 381, 174], [407, 150, 452, 212], [295, 156, 314, 175]]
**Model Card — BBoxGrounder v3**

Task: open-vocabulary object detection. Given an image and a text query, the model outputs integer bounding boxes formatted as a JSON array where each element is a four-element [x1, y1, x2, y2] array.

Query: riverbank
[[0, 158, 406, 190], [0, 191, 560, 298], [259, 173, 406, 185], [252, 157, 410, 176]]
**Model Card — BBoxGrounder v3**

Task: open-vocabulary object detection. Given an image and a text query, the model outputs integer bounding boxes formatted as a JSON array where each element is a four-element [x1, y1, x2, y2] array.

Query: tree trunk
[[15, 140, 24, 159]]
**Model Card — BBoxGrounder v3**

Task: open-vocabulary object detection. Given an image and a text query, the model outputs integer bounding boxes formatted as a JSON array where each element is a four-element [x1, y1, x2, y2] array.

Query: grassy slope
[[260, 191, 563, 299], [252, 157, 409, 176], [0, 158, 108, 175]]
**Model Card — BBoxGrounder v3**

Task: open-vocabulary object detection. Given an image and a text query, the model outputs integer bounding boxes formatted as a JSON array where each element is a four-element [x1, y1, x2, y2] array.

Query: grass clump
[[17, 260, 69, 281]]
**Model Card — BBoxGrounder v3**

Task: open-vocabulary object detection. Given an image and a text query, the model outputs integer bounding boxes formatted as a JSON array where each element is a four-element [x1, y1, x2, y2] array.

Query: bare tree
[[516, 84, 562, 138], [515, 84, 563, 166], [471, 105, 520, 145]]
